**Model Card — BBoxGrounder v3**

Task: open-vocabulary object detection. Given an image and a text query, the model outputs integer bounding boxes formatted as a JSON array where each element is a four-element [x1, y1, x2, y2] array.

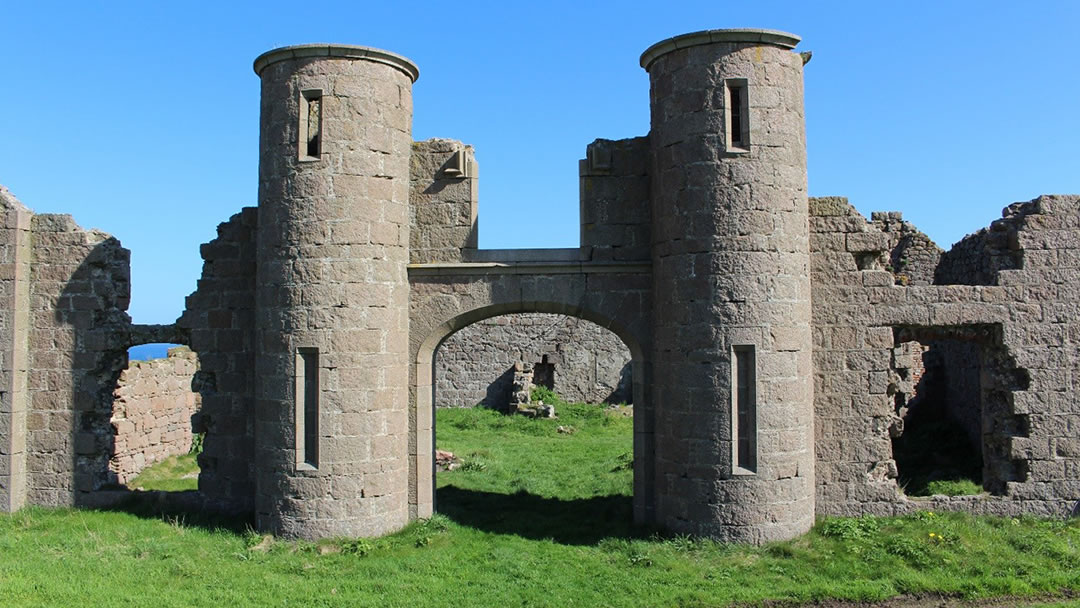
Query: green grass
[[1, 402, 1079, 607], [128, 453, 200, 492], [926, 478, 985, 497]]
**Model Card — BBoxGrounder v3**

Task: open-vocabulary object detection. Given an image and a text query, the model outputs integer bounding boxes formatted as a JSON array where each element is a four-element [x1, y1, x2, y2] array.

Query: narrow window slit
[[725, 79, 750, 151], [299, 90, 323, 161], [733, 345, 757, 473], [296, 348, 319, 469]]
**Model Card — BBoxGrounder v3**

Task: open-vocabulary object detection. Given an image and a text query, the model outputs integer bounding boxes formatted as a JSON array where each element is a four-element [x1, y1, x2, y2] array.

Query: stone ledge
[[407, 261, 650, 277], [464, 248, 582, 263], [640, 28, 801, 71], [253, 44, 419, 82]]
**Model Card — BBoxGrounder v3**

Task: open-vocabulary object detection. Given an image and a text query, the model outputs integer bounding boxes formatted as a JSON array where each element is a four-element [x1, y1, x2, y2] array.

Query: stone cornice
[[253, 44, 420, 82], [640, 28, 801, 71]]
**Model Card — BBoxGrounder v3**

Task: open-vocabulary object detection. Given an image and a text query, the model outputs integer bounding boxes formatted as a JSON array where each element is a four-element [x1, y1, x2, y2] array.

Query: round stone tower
[[252, 45, 418, 539], [641, 29, 814, 543]]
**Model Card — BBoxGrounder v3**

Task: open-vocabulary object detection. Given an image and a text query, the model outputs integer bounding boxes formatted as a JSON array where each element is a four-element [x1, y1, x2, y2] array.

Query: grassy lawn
[[1, 401, 1079, 607], [128, 452, 200, 492]]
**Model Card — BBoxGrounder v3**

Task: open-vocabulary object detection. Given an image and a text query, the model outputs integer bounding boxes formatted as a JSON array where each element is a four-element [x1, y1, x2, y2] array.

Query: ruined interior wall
[[26, 212, 132, 506], [434, 313, 631, 408], [870, 212, 942, 286], [579, 137, 650, 261], [409, 139, 477, 263], [109, 346, 200, 484], [811, 194, 1080, 518], [934, 202, 1027, 285], [177, 207, 257, 512], [934, 339, 983, 450]]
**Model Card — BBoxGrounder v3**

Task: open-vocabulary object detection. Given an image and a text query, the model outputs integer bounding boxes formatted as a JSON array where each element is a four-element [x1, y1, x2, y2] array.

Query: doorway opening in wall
[[106, 343, 203, 497], [890, 325, 1029, 497], [432, 312, 635, 543]]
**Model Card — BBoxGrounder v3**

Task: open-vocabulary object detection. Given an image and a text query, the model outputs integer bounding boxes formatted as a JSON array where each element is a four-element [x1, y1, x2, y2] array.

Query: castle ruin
[[1, 28, 1078, 544]]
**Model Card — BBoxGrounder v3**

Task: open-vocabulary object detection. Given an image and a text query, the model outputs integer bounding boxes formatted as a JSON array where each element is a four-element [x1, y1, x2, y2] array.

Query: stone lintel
[[464, 248, 583, 264], [407, 261, 650, 277], [253, 44, 420, 82]]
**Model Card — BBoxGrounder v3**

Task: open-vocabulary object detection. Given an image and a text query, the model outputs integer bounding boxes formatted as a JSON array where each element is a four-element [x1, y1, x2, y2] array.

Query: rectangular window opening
[[296, 348, 319, 469], [725, 79, 750, 152], [299, 90, 323, 161], [733, 345, 757, 474]]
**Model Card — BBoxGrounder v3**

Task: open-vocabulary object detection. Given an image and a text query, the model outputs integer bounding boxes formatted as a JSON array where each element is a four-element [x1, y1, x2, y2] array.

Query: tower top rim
[[253, 44, 419, 82], [640, 29, 801, 72]]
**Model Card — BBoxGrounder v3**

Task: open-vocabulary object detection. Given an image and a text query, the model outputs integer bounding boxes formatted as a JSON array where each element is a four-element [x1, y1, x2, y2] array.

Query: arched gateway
[[248, 28, 814, 544]]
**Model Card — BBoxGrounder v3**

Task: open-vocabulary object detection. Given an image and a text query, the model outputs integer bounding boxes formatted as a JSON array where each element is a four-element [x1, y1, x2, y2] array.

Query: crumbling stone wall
[[26, 210, 133, 506], [811, 194, 1080, 518], [109, 346, 200, 484], [870, 212, 942, 286], [434, 313, 632, 408], [177, 207, 258, 512], [934, 201, 1028, 286]]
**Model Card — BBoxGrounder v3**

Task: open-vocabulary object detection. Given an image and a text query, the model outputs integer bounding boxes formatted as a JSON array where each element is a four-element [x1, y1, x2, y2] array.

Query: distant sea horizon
[[128, 343, 182, 361]]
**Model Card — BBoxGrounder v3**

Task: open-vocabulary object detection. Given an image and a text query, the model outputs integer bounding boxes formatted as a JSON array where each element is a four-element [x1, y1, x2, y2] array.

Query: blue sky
[[2, 1, 1078, 324]]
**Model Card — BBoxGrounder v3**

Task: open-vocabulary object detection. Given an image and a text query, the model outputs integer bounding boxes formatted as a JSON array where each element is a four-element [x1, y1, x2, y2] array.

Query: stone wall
[[579, 137, 651, 262], [934, 201, 1027, 286], [109, 346, 200, 485], [410, 139, 477, 264], [25, 209, 133, 506], [434, 313, 631, 408], [177, 207, 258, 512], [0, 187, 32, 511], [870, 212, 942, 286], [810, 194, 1080, 518]]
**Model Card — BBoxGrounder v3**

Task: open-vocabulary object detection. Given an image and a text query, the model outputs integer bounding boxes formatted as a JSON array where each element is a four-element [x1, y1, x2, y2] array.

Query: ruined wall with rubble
[[176, 207, 258, 512], [109, 346, 200, 484], [811, 194, 1080, 518], [435, 313, 632, 408], [869, 212, 942, 286]]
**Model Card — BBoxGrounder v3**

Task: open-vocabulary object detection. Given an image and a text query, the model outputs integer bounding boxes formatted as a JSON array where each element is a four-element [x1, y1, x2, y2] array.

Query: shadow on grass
[[436, 485, 643, 545], [93, 489, 254, 535]]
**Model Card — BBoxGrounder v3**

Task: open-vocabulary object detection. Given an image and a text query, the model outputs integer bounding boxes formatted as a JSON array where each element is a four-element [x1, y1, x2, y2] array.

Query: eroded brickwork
[[177, 207, 257, 512], [810, 194, 1080, 518], [26, 212, 132, 506], [109, 346, 199, 484]]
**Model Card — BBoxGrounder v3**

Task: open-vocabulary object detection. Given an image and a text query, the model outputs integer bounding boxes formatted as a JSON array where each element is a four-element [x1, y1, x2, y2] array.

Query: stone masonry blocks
[[644, 30, 815, 542], [253, 45, 418, 539]]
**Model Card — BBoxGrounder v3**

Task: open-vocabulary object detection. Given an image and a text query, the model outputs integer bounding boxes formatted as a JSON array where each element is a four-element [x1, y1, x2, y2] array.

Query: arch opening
[[890, 325, 1029, 497], [106, 344, 203, 496], [412, 303, 650, 542]]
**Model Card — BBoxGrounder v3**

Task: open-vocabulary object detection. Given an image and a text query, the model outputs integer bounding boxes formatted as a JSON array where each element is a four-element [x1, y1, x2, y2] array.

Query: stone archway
[[408, 293, 652, 526]]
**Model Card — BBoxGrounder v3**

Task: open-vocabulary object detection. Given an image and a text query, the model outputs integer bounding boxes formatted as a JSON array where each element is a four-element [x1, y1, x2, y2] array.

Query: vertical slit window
[[299, 90, 323, 161], [296, 348, 319, 469], [725, 79, 749, 151], [733, 345, 757, 473]]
